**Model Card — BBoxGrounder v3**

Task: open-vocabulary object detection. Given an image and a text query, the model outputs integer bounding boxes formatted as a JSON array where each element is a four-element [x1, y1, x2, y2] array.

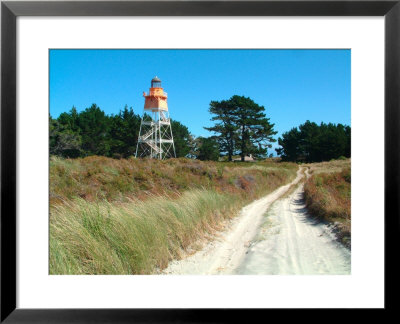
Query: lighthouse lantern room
[[135, 77, 176, 159]]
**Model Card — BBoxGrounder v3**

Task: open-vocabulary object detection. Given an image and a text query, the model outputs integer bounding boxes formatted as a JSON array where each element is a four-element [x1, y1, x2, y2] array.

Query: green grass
[[50, 156, 298, 274]]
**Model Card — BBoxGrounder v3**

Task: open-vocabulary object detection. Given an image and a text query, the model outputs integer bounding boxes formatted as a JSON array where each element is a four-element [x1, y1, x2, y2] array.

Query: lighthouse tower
[[135, 77, 176, 159]]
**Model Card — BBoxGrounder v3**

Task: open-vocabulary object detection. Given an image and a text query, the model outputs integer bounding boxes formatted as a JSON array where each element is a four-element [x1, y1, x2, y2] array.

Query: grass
[[303, 159, 351, 248], [50, 156, 298, 274], [306, 158, 350, 175], [50, 189, 239, 274], [50, 156, 296, 204]]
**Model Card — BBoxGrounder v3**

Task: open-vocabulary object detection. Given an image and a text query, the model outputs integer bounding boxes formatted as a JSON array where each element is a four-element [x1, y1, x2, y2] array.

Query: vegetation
[[50, 190, 239, 274], [50, 157, 298, 274], [50, 103, 351, 164], [50, 105, 193, 159], [276, 120, 351, 162], [303, 159, 351, 248], [205, 95, 277, 161], [195, 137, 220, 161], [49, 99, 351, 274]]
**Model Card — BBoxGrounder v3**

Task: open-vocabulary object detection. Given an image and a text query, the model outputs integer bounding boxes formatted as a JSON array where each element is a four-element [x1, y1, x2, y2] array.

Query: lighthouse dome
[[151, 76, 162, 88]]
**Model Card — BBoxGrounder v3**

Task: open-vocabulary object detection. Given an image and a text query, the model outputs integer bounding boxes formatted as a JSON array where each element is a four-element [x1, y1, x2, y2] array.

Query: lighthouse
[[135, 77, 176, 159]]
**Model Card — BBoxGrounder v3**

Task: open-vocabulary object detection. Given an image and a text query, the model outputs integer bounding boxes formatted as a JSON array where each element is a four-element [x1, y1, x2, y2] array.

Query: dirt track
[[235, 183, 351, 275], [162, 167, 350, 275]]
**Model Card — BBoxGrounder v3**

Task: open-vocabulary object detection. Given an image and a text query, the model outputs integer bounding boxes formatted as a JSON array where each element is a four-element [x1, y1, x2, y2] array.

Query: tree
[[276, 127, 302, 161], [196, 137, 220, 161], [171, 120, 192, 158], [49, 115, 82, 158], [57, 106, 80, 133], [344, 125, 351, 157], [230, 95, 277, 161], [298, 120, 321, 161], [276, 120, 351, 162], [205, 96, 277, 161], [77, 104, 112, 156], [50, 104, 194, 159], [204, 99, 238, 161], [108, 106, 141, 158]]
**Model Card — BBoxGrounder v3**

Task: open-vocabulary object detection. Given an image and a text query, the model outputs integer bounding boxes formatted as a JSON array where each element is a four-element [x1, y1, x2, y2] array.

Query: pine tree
[[170, 120, 191, 158], [230, 95, 277, 161], [197, 137, 220, 161], [276, 120, 351, 162], [205, 96, 276, 161], [204, 100, 238, 161]]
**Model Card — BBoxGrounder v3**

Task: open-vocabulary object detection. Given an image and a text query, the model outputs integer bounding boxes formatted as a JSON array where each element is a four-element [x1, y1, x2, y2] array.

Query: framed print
[[1, 0, 399, 322]]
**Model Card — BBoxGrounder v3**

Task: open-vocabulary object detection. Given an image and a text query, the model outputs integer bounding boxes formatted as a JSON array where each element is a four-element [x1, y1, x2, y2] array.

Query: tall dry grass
[[50, 156, 298, 274], [50, 156, 298, 207], [303, 165, 351, 248], [50, 190, 241, 274]]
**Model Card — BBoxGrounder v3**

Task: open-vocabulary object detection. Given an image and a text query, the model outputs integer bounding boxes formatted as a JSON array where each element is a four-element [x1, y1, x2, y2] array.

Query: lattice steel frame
[[135, 110, 176, 159]]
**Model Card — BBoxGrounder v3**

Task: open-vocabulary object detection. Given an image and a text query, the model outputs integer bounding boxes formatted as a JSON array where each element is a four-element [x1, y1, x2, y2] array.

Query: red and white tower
[[135, 77, 176, 159]]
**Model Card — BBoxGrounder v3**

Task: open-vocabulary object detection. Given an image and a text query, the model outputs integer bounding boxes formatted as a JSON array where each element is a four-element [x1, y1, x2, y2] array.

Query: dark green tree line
[[50, 104, 193, 159], [276, 120, 351, 162]]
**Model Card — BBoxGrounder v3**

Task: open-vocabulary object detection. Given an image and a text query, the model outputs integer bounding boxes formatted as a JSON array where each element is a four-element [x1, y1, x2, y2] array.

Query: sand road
[[162, 167, 351, 275], [235, 184, 351, 275]]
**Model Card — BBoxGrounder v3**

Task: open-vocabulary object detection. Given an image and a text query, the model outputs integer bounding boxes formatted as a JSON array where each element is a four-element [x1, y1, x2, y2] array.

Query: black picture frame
[[1, 0, 399, 322]]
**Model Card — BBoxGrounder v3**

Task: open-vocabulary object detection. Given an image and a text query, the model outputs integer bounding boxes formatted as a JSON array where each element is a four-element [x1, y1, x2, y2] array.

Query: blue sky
[[50, 49, 350, 153]]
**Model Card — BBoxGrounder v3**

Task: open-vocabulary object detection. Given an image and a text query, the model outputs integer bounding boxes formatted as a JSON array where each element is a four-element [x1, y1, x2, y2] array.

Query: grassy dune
[[50, 157, 297, 274], [304, 159, 351, 248]]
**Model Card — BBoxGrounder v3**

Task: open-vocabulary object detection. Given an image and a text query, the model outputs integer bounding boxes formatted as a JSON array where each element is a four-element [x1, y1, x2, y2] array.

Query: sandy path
[[162, 167, 305, 275], [235, 183, 351, 275]]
